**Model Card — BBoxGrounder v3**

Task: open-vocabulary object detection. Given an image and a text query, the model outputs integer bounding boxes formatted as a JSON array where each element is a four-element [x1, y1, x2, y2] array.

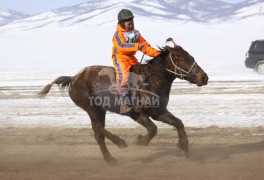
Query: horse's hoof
[[177, 142, 189, 158], [118, 141, 128, 149], [184, 151, 189, 159], [106, 157, 118, 165], [136, 134, 149, 146]]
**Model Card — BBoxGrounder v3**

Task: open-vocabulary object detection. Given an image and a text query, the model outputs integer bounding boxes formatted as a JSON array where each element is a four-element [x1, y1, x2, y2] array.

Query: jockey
[[112, 9, 160, 114]]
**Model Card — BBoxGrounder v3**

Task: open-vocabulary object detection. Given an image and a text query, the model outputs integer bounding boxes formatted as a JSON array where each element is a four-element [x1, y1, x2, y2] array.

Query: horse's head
[[162, 46, 208, 86]]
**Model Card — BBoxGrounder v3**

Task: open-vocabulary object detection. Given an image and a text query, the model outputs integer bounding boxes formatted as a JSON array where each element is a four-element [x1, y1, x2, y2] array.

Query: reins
[[136, 54, 145, 73]]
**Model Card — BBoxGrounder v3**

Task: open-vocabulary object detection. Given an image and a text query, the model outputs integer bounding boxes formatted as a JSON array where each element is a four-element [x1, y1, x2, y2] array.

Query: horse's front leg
[[154, 110, 189, 157], [133, 113, 157, 146]]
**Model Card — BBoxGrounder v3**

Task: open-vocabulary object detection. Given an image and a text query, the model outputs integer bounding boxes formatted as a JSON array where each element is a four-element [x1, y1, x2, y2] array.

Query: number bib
[[124, 30, 139, 43]]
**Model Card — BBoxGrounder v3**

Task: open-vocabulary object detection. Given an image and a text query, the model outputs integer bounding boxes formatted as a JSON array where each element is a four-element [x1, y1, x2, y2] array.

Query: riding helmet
[[118, 9, 134, 22]]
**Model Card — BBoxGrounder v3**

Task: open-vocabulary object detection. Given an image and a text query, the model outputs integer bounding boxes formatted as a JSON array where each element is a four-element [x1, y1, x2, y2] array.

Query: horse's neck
[[149, 61, 176, 83]]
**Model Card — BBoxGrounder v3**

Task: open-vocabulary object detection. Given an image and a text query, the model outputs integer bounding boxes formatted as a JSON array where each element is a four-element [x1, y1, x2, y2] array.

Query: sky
[[0, 0, 246, 15]]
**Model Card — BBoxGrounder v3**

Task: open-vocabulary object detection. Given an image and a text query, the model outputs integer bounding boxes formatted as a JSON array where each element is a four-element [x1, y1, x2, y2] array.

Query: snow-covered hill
[[0, 7, 28, 26], [207, 0, 264, 22], [0, 0, 264, 32], [0, 0, 263, 77]]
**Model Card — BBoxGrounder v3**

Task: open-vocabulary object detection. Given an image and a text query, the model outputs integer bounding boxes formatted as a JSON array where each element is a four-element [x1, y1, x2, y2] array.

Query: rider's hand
[[138, 43, 145, 50]]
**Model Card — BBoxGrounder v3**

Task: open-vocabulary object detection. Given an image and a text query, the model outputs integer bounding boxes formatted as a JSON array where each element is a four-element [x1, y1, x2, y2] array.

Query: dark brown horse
[[39, 45, 208, 164]]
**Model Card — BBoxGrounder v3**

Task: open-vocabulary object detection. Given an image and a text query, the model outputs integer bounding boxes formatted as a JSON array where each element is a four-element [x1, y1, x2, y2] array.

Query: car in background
[[245, 40, 264, 74]]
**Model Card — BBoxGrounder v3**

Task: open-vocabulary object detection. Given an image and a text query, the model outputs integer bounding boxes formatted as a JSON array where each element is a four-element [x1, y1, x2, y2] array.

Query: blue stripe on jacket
[[113, 54, 122, 93]]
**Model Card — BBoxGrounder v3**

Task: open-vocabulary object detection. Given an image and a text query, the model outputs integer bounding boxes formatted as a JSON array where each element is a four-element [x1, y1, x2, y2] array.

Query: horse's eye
[[180, 58, 187, 63]]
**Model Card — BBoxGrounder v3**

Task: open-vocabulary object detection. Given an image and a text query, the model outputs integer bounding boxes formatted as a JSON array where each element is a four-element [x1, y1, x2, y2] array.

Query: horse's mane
[[146, 47, 169, 65], [146, 45, 185, 65]]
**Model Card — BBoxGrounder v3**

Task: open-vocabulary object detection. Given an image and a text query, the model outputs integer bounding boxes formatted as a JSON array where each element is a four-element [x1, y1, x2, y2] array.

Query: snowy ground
[[0, 75, 263, 128], [0, 17, 263, 128]]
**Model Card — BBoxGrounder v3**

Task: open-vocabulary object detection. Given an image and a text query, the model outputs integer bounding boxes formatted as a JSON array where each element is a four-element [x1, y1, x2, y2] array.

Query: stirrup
[[120, 104, 133, 114]]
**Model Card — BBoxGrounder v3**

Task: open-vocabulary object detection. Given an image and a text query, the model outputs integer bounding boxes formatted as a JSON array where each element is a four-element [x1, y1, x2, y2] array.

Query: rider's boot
[[120, 94, 133, 115]]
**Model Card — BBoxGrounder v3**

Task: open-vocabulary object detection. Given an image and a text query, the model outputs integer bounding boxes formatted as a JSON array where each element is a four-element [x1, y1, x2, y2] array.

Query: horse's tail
[[38, 76, 72, 97]]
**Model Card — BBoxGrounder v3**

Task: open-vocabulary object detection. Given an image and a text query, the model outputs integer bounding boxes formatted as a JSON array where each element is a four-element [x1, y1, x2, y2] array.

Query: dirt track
[[0, 126, 263, 180], [0, 81, 263, 179]]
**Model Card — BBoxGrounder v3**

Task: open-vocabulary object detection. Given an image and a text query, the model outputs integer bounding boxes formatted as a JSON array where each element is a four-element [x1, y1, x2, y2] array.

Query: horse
[[39, 45, 208, 164]]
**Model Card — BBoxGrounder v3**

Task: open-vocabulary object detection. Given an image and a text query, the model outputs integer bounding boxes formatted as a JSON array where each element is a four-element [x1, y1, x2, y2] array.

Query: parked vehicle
[[245, 40, 264, 74]]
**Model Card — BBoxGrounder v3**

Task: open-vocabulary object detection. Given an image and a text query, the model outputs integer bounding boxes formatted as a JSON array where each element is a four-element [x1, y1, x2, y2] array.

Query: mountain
[[0, 7, 28, 26], [230, 0, 264, 20], [0, 0, 263, 31], [203, 0, 264, 22]]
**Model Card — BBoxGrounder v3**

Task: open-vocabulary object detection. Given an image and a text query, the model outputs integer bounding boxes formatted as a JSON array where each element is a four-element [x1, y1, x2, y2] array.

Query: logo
[[88, 69, 160, 109]]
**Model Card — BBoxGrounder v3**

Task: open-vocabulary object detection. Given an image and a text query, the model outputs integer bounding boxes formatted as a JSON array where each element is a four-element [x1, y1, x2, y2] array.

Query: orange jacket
[[112, 24, 160, 60]]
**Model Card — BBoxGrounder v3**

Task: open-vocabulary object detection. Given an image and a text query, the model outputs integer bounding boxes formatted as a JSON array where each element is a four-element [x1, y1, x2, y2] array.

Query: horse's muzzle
[[195, 72, 209, 86]]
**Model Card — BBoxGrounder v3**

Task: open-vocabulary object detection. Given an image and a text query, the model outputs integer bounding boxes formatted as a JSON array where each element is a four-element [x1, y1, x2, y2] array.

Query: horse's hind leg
[[133, 113, 157, 146], [153, 110, 189, 157], [87, 107, 117, 164], [104, 130, 128, 148], [87, 106, 128, 164]]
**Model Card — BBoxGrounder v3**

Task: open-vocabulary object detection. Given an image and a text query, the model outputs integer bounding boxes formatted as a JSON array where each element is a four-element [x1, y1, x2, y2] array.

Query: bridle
[[165, 52, 197, 80], [165, 37, 197, 80]]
